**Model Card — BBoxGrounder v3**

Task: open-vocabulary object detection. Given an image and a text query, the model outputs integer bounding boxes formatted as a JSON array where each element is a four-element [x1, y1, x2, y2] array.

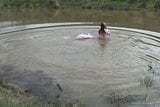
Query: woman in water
[[76, 23, 110, 40], [99, 23, 110, 39]]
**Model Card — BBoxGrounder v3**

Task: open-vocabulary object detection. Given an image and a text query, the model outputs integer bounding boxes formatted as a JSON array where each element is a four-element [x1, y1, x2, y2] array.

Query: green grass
[[0, 0, 58, 8], [139, 76, 154, 89], [0, 86, 86, 107], [0, 78, 86, 107], [0, 0, 160, 10], [0, 88, 50, 107], [62, 0, 160, 10]]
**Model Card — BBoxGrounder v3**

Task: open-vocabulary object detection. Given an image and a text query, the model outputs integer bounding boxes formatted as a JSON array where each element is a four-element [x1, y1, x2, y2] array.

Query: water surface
[[0, 8, 160, 32], [0, 23, 160, 107], [0, 7, 160, 107]]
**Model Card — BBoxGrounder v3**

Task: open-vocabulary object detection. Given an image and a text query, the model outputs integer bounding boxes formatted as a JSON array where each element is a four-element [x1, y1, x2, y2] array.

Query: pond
[[0, 8, 160, 32], [0, 8, 160, 107]]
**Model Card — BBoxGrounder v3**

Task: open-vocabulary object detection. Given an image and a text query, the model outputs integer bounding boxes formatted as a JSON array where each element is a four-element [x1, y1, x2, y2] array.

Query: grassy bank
[[0, 86, 86, 107], [62, 0, 160, 10], [0, 87, 50, 107], [0, 78, 86, 107], [0, 0, 62, 8], [0, 0, 160, 10], [0, 78, 49, 107]]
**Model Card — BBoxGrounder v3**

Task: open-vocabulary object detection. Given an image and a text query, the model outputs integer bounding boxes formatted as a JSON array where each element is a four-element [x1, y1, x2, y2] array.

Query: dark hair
[[100, 23, 106, 29]]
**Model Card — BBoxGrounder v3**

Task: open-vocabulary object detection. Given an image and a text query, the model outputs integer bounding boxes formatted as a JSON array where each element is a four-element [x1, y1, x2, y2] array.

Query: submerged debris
[[148, 65, 152, 70], [105, 90, 146, 103], [0, 78, 29, 96], [106, 91, 130, 103], [56, 83, 63, 92]]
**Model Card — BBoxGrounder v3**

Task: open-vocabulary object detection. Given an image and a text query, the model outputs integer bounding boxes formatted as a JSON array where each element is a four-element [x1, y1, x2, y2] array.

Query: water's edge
[[0, 23, 159, 37]]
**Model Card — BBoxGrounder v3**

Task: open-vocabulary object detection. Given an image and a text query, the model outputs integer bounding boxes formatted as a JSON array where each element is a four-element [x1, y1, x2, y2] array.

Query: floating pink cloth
[[76, 33, 94, 40]]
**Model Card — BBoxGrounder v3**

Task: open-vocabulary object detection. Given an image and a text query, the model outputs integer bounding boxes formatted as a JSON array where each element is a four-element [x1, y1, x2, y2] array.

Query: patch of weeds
[[65, 102, 86, 107], [139, 76, 155, 102], [106, 90, 130, 103], [53, 100, 86, 107], [105, 90, 146, 104], [140, 76, 154, 88], [105, 90, 136, 103], [0, 88, 50, 107]]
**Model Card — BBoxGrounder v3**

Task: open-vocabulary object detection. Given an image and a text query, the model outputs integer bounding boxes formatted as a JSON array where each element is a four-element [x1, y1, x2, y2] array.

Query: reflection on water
[[98, 39, 109, 49], [98, 38, 109, 56], [0, 8, 160, 32]]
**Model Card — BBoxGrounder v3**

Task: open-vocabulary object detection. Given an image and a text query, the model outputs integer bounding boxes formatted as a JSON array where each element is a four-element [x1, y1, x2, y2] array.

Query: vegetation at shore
[[0, 85, 86, 107], [0, 0, 160, 10], [0, 78, 86, 107], [0, 87, 50, 107], [64, 0, 160, 10]]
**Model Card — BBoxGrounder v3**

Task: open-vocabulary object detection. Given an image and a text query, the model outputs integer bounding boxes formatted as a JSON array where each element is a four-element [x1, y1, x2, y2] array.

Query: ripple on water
[[0, 23, 160, 106]]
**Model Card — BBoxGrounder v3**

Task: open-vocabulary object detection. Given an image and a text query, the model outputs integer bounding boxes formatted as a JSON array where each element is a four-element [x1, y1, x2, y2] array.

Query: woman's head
[[100, 23, 106, 29]]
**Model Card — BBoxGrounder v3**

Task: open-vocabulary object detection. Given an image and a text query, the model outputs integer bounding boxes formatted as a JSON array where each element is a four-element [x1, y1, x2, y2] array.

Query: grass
[[0, 0, 160, 10], [105, 90, 147, 104], [62, 0, 160, 10], [0, 0, 60, 8], [140, 76, 154, 89], [0, 87, 86, 107], [139, 76, 155, 102], [0, 78, 86, 107], [0, 87, 50, 107], [0, 75, 157, 106], [105, 76, 155, 104]]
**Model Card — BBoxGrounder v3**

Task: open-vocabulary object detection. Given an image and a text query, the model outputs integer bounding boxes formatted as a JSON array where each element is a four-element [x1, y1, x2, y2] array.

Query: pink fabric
[[76, 33, 94, 40]]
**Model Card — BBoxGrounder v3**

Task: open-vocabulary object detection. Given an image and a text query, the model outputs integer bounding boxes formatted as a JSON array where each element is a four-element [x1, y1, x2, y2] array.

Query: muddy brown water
[[0, 8, 160, 32], [0, 8, 160, 107]]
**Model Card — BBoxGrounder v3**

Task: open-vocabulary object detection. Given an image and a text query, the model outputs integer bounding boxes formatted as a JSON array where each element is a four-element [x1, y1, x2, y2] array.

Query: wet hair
[[99, 23, 106, 35], [100, 23, 106, 29]]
